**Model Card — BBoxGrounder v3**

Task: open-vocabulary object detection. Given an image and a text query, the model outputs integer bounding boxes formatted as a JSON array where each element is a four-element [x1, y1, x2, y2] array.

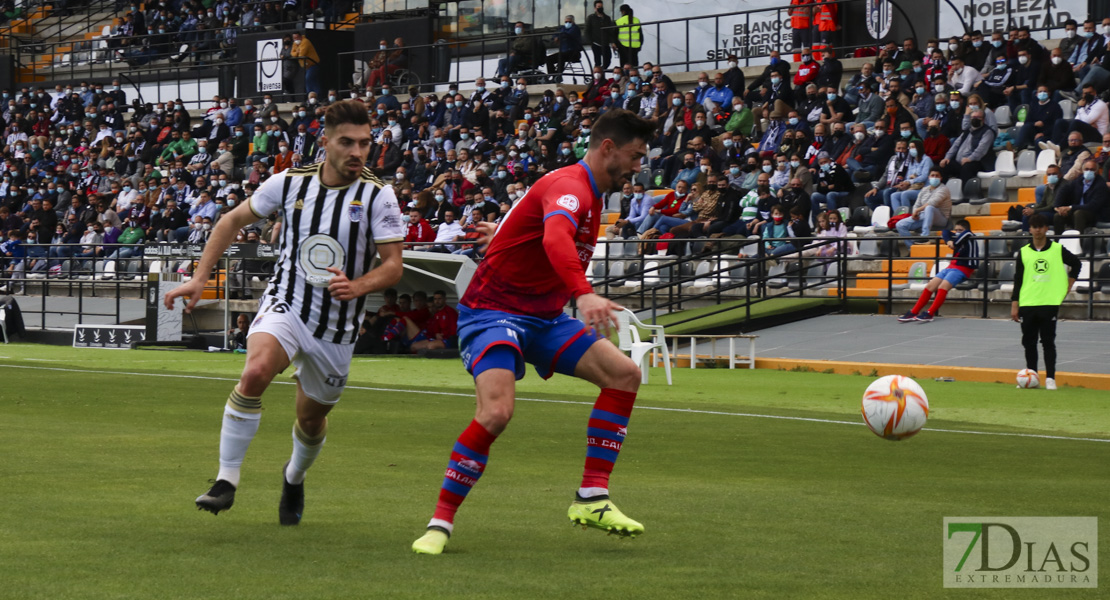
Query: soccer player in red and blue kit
[[412, 109, 657, 555]]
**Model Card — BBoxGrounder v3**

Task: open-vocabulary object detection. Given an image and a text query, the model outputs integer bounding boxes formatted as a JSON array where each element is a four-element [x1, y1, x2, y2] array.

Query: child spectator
[[898, 219, 978, 323]]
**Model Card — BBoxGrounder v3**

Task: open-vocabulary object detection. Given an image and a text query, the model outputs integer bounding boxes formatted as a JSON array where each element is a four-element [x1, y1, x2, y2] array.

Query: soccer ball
[[861, 375, 930, 441], [1016, 368, 1040, 389]]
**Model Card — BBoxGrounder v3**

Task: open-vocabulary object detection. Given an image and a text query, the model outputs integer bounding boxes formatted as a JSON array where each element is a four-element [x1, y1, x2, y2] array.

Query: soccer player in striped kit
[[412, 109, 656, 555], [164, 101, 404, 525]]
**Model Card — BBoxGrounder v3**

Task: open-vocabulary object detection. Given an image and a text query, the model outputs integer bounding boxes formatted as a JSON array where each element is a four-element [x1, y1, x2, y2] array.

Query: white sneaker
[[1045, 378, 1057, 390]]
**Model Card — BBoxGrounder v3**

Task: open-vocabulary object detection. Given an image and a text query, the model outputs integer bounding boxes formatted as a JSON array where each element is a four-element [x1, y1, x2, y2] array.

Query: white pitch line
[[2, 363, 1108, 444]]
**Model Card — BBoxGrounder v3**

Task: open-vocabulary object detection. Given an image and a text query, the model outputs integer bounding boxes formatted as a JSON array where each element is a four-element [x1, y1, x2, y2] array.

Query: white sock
[[285, 419, 326, 485], [578, 487, 609, 499], [427, 518, 454, 535], [217, 387, 263, 488], [217, 407, 261, 487]]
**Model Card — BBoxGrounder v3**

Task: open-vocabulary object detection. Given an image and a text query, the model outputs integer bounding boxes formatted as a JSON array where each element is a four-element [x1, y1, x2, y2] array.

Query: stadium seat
[[1058, 230, 1082, 257], [1033, 149, 1055, 176], [727, 261, 749, 284], [998, 260, 1016, 294], [657, 261, 675, 283], [988, 238, 1011, 257], [608, 261, 626, 286], [964, 177, 984, 204], [802, 262, 827, 289], [679, 261, 694, 279], [590, 260, 604, 281], [692, 260, 712, 287], [956, 261, 988, 290], [1060, 99, 1076, 120], [995, 105, 1013, 129], [1014, 104, 1028, 124], [947, 178, 965, 204], [870, 205, 891, 232], [856, 236, 879, 257], [986, 178, 1007, 204], [642, 260, 660, 285], [766, 261, 788, 288], [995, 151, 1018, 178], [907, 261, 929, 290], [1089, 262, 1110, 293], [984, 261, 1003, 291], [1015, 150, 1038, 177], [609, 240, 625, 258], [615, 308, 671, 385]]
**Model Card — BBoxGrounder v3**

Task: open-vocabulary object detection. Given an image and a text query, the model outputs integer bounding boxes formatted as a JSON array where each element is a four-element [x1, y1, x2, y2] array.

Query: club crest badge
[[556, 194, 580, 212]]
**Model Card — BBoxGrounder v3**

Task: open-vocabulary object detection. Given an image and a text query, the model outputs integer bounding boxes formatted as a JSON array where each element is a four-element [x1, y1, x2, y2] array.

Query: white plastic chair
[[1060, 100, 1076, 120], [615, 308, 672, 385], [979, 150, 1014, 179], [1034, 149, 1055, 177], [995, 150, 1018, 177], [870, 205, 891, 231]]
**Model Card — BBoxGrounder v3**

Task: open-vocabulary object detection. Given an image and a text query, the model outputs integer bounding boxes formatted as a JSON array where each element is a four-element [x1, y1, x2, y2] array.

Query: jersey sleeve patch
[[556, 194, 580, 212]]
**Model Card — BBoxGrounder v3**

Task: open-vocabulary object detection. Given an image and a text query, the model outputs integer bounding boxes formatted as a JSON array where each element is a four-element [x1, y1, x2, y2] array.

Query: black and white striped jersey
[[248, 163, 404, 345]]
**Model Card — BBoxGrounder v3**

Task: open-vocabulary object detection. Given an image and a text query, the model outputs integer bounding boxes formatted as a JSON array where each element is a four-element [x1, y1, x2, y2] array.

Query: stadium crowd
[[3, 2, 1110, 299]]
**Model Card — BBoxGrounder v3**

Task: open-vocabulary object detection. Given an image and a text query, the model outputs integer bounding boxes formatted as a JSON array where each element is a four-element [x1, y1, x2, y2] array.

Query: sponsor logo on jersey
[[556, 194, 580, 212]]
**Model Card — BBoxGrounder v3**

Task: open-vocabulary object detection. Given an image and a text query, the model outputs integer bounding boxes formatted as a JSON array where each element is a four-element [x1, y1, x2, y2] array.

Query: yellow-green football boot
[[567, 495, 643, 537]]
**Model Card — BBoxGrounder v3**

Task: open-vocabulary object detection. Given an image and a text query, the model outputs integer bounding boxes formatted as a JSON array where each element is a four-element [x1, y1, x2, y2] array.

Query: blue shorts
[[937, 267, 970, 286], [457, 304, 603, 381]]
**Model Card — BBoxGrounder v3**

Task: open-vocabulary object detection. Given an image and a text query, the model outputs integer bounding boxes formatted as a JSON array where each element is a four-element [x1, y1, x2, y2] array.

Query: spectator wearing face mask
[[940, 110, 995, 180], [1037, 48, 1077, 99], [1052, 159, 1110, 234], [809, 150, 852, 222], [895, 169, 952, 249], [745, 50, 792, 106], [1048, 84, 1108, 147]]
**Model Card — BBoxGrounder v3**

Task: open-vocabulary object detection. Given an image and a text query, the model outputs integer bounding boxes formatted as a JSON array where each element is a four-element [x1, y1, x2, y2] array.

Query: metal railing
[[335, 0, 904, 92], [6, 231, 1109, 330], [0, 0, 116, 45], [11, 14, 330, 84], [864, 232, 1110, 320], [579, 236, 849, 325]]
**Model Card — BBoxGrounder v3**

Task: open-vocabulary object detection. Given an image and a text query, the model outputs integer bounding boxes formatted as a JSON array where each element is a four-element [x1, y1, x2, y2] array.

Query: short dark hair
[[588, 108, 655, 151], [1029, 214, 1049, 228], [956, 218, 972, 230], [324, 100, 371, 134]]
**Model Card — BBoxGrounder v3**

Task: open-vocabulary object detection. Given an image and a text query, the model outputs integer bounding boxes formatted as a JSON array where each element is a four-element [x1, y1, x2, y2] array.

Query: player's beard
[[329, 154, 363, 185], [605, 162, 633, 193]]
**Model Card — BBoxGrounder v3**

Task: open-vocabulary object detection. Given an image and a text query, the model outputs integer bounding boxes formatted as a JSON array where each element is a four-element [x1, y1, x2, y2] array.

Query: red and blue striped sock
[[432, 419, 497, 526], [580, 388, 637, 496]]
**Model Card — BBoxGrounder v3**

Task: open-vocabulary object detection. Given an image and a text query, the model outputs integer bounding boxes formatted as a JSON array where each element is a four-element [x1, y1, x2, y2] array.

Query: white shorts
[[247, 298, 353, 405]]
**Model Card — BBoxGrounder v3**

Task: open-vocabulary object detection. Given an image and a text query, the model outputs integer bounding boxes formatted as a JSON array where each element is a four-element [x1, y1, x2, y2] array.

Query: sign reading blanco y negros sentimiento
[[939, 0, 1082, 37], [704, 13, 794, 61], [944, 517, 1097, 588]]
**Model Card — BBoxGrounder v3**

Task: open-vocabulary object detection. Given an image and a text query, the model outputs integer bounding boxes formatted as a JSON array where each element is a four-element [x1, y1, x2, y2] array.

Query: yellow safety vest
[[616, 15, 642, 49], [1019, 242, 1068, 307]]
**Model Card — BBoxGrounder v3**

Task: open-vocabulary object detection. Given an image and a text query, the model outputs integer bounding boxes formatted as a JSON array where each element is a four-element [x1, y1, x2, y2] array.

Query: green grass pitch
[[1, 343, 1107, 599]]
